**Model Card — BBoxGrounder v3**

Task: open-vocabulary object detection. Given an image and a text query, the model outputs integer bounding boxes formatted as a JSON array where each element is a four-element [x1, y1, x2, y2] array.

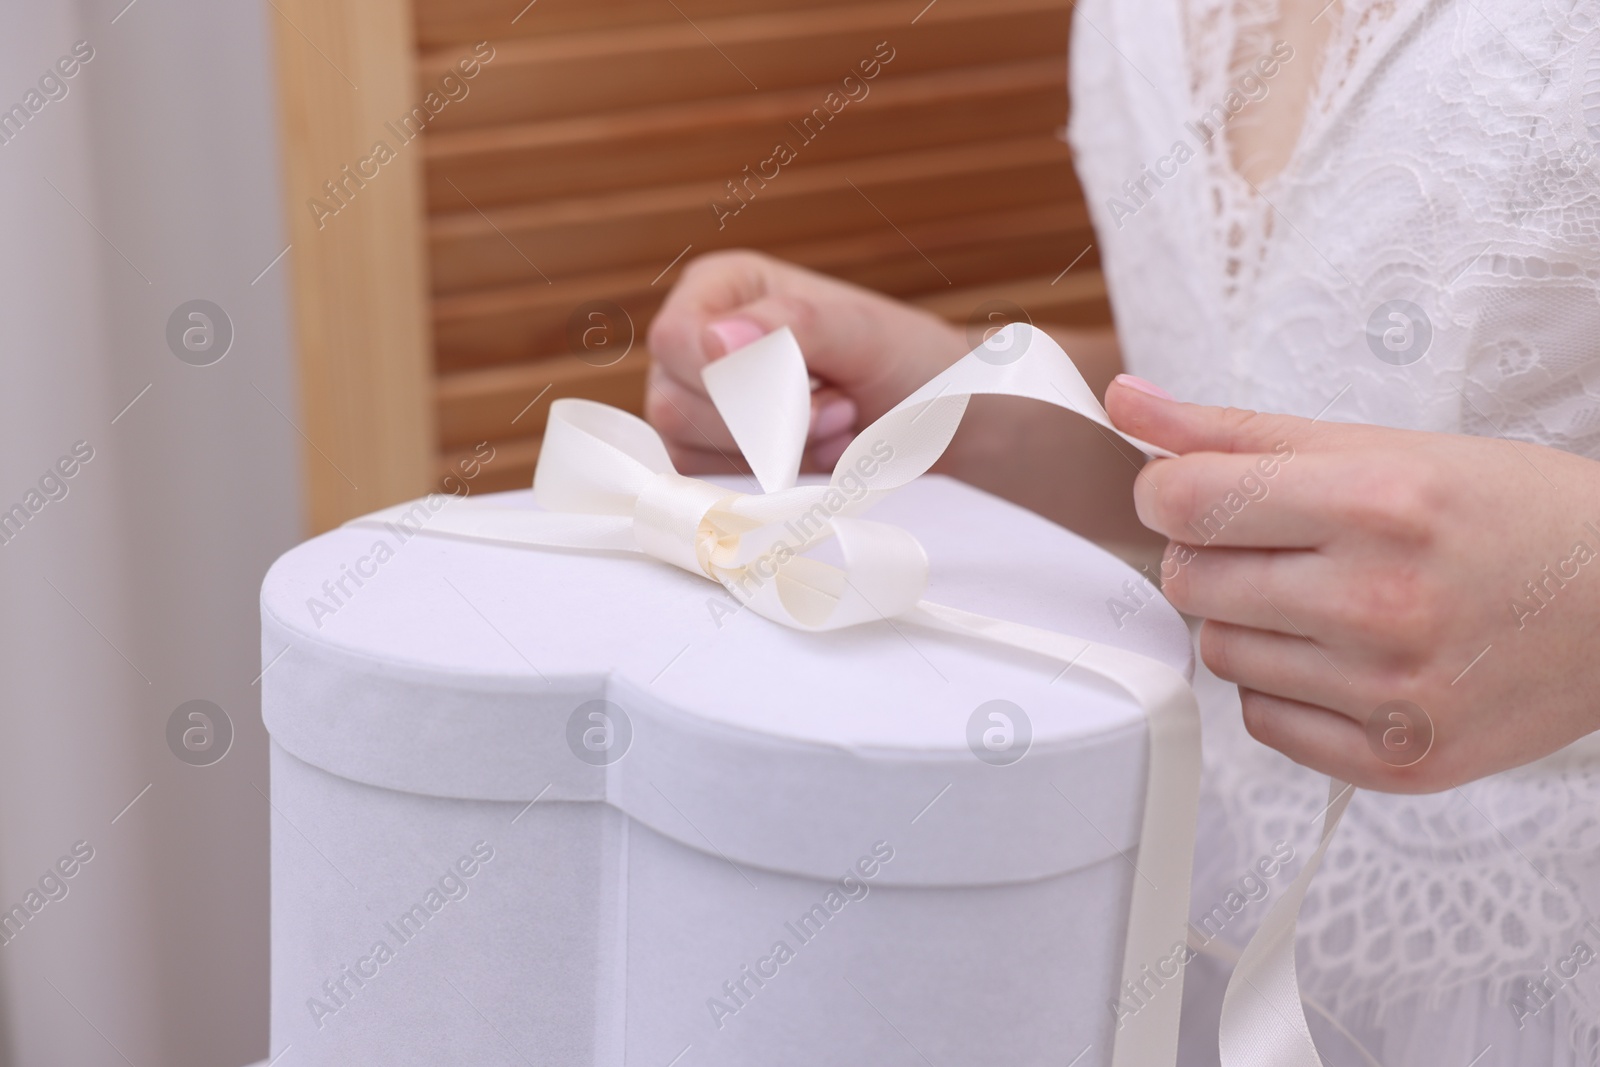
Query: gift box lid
[[260, 475, 1192, 887]]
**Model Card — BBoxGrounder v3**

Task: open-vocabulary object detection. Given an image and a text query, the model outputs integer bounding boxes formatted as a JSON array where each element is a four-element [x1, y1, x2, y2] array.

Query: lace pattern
[[1068, 1, 1600, 1061], [1195, 673, 1600, 1063]]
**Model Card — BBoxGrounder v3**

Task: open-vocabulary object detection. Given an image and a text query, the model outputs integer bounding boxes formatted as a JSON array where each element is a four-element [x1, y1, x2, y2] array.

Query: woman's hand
[[1107, 375, 1600, 793], [646, 250, 967, 472]]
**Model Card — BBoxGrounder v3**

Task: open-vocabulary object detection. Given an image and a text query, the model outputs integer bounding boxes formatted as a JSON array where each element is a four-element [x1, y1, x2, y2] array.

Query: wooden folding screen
[[274, 0, 1107, 529]]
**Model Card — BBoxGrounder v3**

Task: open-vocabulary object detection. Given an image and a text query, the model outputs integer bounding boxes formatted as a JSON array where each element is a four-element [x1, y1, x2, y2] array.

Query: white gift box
[[260, 473, 1191, 1067]]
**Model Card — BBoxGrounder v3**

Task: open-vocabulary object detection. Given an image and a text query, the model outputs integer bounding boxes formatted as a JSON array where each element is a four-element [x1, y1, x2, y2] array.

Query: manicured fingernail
[[813, 398, 857, 439], [705, 317, 767, 357], [1114, 374, 1175, 401]]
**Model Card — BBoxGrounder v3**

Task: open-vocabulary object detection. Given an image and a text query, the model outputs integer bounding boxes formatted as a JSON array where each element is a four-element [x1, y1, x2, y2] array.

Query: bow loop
[[770, 516, 930, 630], [533, 398, 676, 515], [700, 326, 812, 494]]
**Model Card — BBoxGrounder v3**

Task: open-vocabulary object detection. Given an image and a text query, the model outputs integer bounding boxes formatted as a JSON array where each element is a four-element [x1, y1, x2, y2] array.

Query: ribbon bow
[[369, 325, 1171, 634], [350, 323, 1346, 1067]]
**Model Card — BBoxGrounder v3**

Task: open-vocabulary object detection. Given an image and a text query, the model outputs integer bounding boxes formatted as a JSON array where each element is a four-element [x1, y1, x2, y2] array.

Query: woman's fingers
[[1136, 450, 1406, 548], [1199, 620, 1363, 719], [1135, 450, 1320, 547], [645, 368, 739, 454], [1238, 689, 1445, 793], [649, 252, 865, 393], [1106, 375, 1385, 456], [661, 442, 750, 480], [646, 368, 860, 475], [1160, 545, 1324, 634], [655, 292, 819, 394], [806, 386, 858, 472], [647, 251, 773, 385], [811, 430, 854, 471]]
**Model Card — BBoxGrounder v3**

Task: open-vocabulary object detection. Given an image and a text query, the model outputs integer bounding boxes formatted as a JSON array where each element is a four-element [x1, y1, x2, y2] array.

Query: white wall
[[0, 1, 298, 1064]]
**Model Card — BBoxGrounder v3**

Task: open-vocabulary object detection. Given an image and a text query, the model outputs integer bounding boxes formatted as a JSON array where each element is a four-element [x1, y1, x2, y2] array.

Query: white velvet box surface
[[259, 475, 1192, 1066]]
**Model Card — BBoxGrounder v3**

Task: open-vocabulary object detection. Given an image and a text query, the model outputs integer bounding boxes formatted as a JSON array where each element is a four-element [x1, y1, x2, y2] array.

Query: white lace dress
[[1067, 2, 1600, 1064]]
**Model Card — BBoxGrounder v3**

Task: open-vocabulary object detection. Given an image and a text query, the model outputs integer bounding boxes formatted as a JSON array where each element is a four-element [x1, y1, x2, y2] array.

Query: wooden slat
[[273, 0, 437, 532], [431, 200, 1097, 378], [434, 279, 659, 384], [425, 59, 1068, 209], [415, 0, 814, 50], [436, 354, 647, 454], [414, 0, 1049, 50], [438, 436, 544, 495], [415, 0, 1070, 129], [912, 270, 1108, 322], [427, 135, 1077, 293], [783, 209, 1100, 297]]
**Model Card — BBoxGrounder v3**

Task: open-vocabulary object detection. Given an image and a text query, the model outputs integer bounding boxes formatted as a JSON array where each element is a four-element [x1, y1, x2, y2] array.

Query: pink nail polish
[[1114, 374, 1175, 401], [813, 398, 857, 439], [705, 317, 768, 357]]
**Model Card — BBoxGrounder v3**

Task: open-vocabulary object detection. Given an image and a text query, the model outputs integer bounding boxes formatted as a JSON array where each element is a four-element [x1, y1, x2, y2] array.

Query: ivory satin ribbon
[[348, 323, 1347, 1067]]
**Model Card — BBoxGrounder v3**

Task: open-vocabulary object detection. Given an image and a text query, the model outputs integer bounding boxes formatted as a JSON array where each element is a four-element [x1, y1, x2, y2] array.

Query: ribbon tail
[[346, 499, 637, 553], [904, 599, 1201, 1067], [1217, 778, 1355, 1067]]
